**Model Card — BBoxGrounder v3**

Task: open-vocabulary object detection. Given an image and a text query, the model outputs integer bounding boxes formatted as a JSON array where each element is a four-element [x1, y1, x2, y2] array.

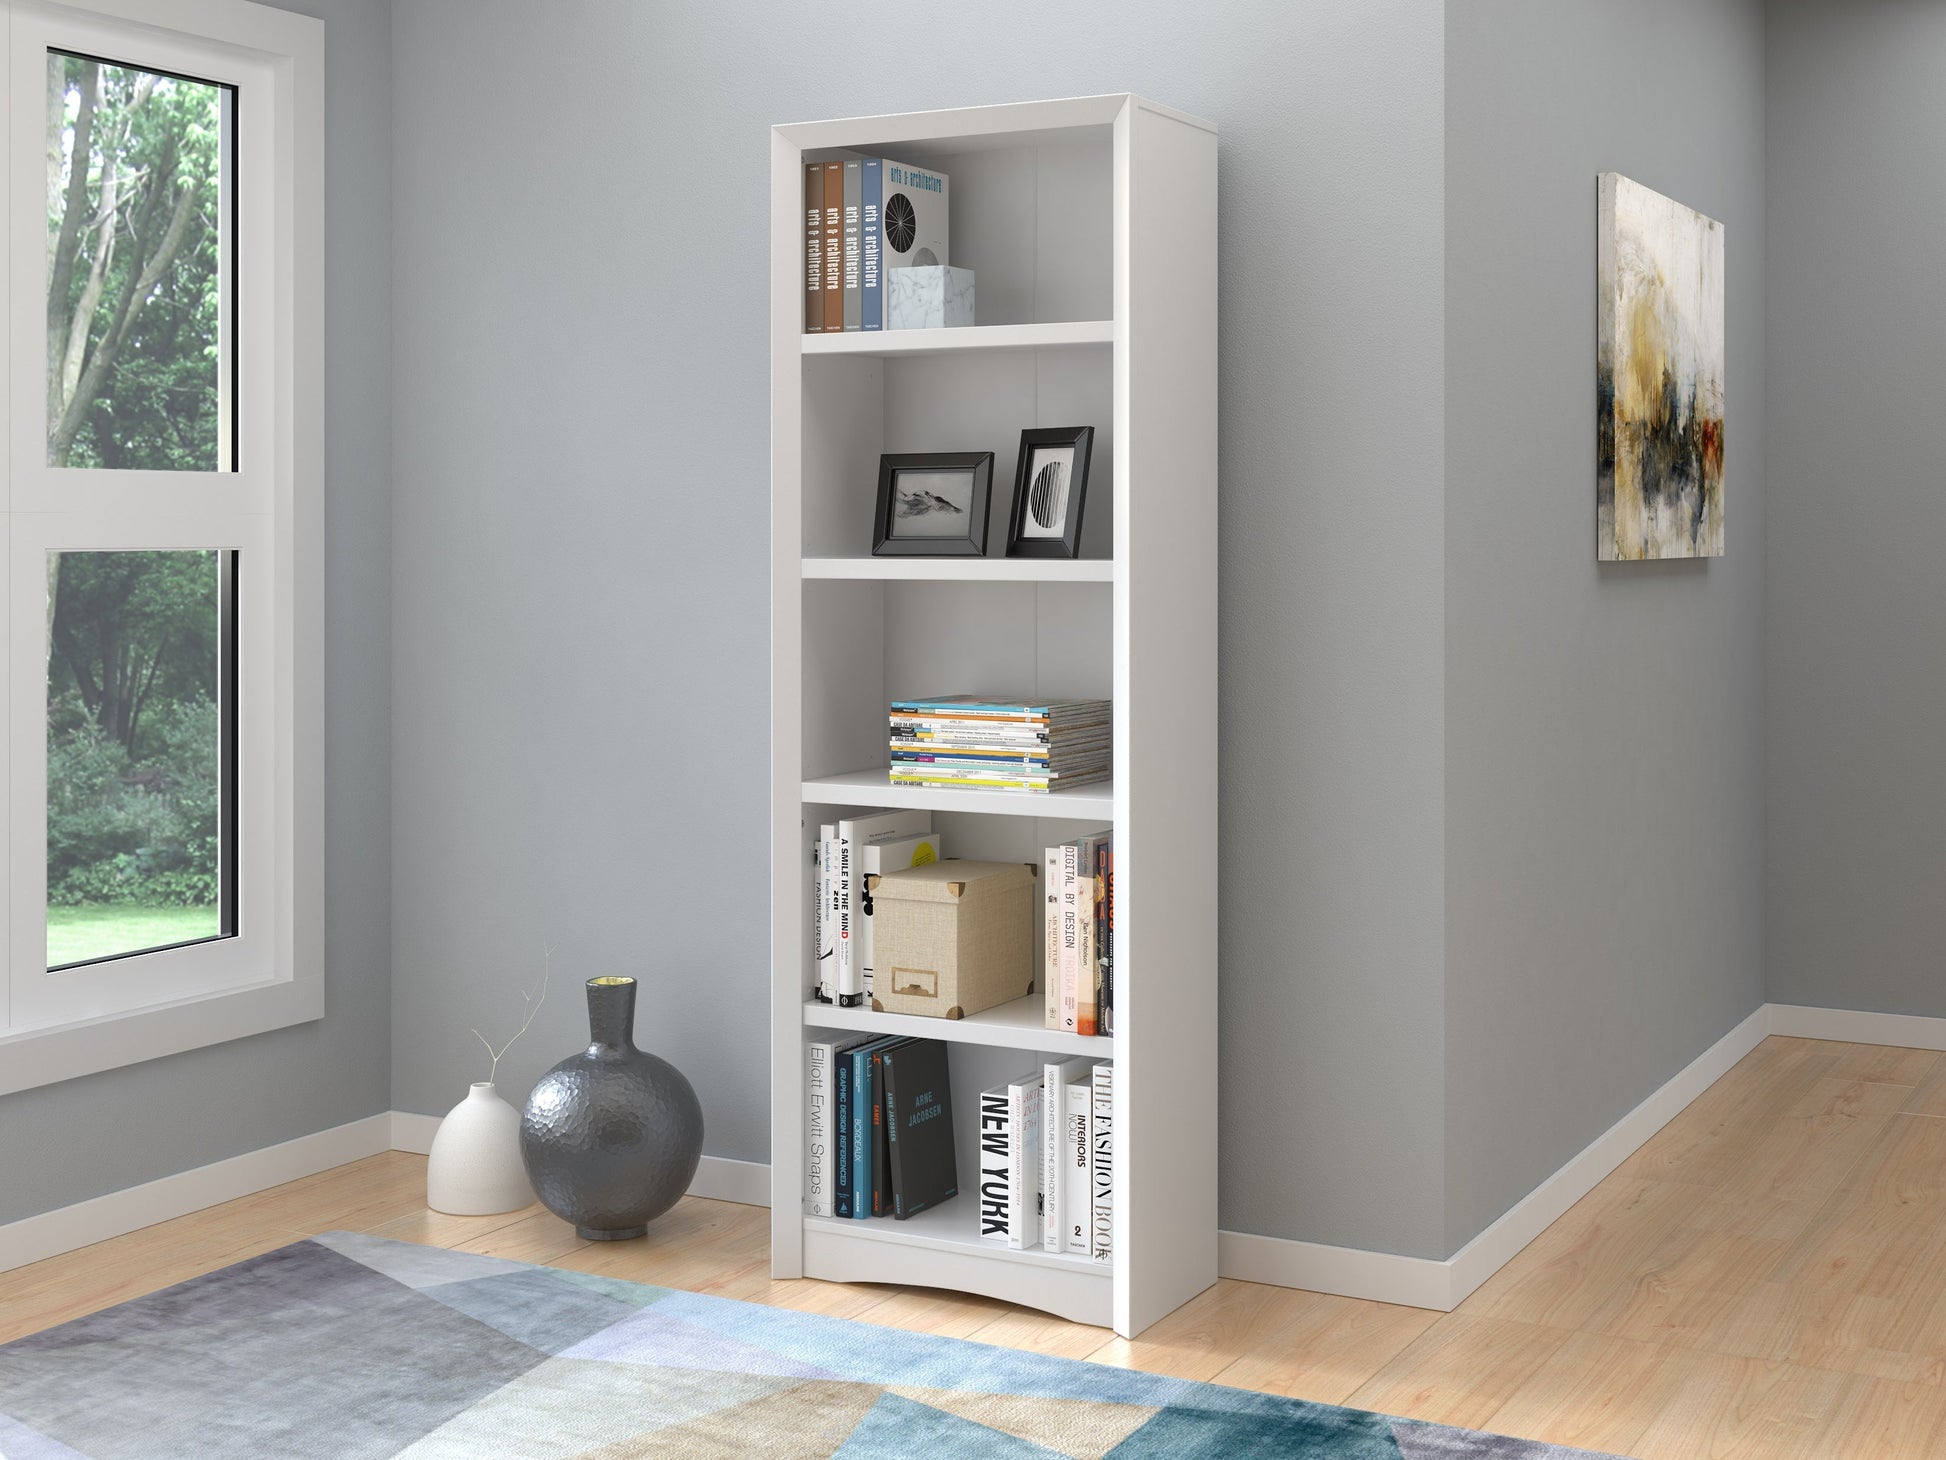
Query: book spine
[[870, 1044, 889, 1217], [821, 160, 842, 332], [810, 838, 825, 1001], [883, 1047, 907, 1216], [1041, 1060, 1064, 1252], [836, 826, 860, 1006], [804, 1040, 832, 1216], [1064, 1076, 1092, 1253], [978, 1087, 1009, 1244], [817, 830, 837, 1002], [850, 1045, 874, 1217], [1102, 845, 1115, 1037], [1008, 1084, 1040, 1251], [860, 158, 882, 331], [842, 158, 861, 331], [804, 161, 823, 332], [833, 1054, 852, 1219], [1060, 843, 1080, 1033], [1091, 1062, 1114, 1262], [1076, 841, 1098, 1037], [1044, 847, 1062, 1031]]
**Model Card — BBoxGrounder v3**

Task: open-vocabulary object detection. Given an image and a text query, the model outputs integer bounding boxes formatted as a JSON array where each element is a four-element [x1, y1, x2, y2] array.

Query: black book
[[882, 1039, 957, 1219], [870, 1037, 915, 1217]]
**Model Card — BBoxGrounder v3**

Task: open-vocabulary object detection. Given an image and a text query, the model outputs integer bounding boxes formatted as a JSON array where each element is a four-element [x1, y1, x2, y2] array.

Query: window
[[0, 0, 320, 1094]]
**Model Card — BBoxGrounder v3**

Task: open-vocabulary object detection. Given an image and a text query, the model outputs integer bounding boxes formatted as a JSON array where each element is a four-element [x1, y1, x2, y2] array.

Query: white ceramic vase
[[426, 1082, 533, 1215]]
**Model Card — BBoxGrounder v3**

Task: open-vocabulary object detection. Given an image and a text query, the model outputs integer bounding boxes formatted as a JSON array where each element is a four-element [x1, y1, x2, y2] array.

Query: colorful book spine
[[1076, 835, 1099, 1036], [860, 158, 883, 331], [849, 1041, 879, 1216], [835, 827, 858, 1006], [1007, 1076, 1043, 1251], [1059, 842, 1080, 1034], [1044, 846, 1062, 1030], [804, 161, 823, 333], [1064, 1073, 1092, 1253], [1101, 846, 1115, 1037], [833, 1050, 854, 1218], [842, 158, 862, 331], [1091, 1062, 1114, 1262], [978, 1085, 1010, 1243], [821, 159, 842, 333], [805, 1039, 834, 1216], [817, 826, 837, 1002]]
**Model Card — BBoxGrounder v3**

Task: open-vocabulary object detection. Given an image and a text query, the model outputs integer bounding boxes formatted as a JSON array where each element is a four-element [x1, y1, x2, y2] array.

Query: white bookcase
[[768, 94, 1217, 1338]]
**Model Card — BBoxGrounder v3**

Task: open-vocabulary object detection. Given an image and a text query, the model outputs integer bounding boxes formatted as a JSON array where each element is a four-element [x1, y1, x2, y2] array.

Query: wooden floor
[[9, 1036, 1946, 1456]]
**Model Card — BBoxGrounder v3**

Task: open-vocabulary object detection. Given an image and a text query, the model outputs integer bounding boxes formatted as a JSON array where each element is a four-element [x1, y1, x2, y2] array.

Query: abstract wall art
[[1597, 173, 1725, 560]]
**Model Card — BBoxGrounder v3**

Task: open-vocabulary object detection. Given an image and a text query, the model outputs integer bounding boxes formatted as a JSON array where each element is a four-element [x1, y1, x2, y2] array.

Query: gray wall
[[0, 0, 392, 1226], [1765, 0, 1946, 1017], [1442, 0, 1769, 1252], [388, 0, 1450, 1256]]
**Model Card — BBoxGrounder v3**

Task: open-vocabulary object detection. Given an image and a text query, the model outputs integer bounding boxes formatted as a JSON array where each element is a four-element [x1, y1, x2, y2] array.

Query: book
[[859, 831, 940, 1001], [1064, 1070, 1093, 1253], [833, 1040, 856, 1217], [841, 158, 861, 331], [1042, 1057, 1093, 1252], [1007, 1073, 1044, 1251], [836, 810, 932, 1005], [1075, 831, 1106, 1036], [810, 833, 825, 1002], [804, 1037, 836, 1215], [869, 1036, 913, 1217], [879, 158, 950, 286], [977, 1084, 1010, 1243], [1043, 845, 1062, 1030], [1059, 841, 1080, 1034], [1100, 844, 1115, 1037], [821, 159, 842, 333], [882, 1039, 956, 1219], [860, 157, 883, 331], [816, 825, 837, 1002], [803, 161, 823, 332], [1090, 1061, 1114, 1261], [848, 1036, 900, 1217]]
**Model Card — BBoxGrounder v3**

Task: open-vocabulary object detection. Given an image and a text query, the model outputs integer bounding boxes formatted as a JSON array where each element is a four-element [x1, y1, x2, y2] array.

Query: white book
[[836, 810, 932, 1005], [861, 832, 941, 1002], [1041, 1056, 1094, 1253], [1059, 842, 1081, 1033], [804, 1038, 840, 1216], [1065, 1075, 1093, 1253], [1007, 1074, 1044, 1251], [1090, 1061, 1114, 1262], [1043, 845, 1062, 1030], [816, 825, 837, 1002], [977, 1085, 1010, 1244]]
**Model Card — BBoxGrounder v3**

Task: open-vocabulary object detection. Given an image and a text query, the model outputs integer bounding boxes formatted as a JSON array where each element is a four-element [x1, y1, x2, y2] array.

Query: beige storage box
[[870, 859, 1036, 1019]]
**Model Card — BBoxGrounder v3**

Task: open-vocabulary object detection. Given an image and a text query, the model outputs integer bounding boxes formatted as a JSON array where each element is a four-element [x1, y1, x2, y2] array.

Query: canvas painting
[[1597, 173, 1725, 560]]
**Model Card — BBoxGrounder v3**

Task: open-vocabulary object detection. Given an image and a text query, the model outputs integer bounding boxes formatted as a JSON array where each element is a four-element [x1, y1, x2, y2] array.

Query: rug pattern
[[0, 1233, 1622, 1459]]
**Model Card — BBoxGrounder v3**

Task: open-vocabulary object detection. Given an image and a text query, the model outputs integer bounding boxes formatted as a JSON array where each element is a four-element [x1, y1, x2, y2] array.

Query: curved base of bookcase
[[801, 1216, 1113, 1329]]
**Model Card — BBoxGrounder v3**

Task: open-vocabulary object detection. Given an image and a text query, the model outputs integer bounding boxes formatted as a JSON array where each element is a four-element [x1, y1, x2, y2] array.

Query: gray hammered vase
[[519, 976, 704, 1240]]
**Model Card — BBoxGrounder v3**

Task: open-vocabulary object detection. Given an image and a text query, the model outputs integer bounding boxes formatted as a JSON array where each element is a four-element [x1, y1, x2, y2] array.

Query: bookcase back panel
[[803, 348, 1113, 561], [800, 582, 886, 780]]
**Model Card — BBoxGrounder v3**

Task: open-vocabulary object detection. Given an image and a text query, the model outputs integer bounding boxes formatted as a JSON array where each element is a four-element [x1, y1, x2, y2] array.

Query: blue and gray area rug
[[0, 1233, 1620, 1458]]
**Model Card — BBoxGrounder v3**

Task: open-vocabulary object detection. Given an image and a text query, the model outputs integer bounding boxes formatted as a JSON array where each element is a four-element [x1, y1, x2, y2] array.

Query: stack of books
[[888, 695, 1111, 794], [1045, 830, 1113, 1037], [973, 1056, 1113, 1260], [803, 1036, 957, 1222]]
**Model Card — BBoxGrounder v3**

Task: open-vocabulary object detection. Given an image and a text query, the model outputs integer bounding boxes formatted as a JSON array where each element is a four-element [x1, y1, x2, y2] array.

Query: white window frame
[[0, 0, 320, 1096]]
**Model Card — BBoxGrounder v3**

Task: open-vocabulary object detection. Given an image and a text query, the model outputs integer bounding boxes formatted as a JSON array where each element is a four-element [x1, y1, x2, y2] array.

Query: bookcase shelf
[[803, 992, 1114, 1060], [802, 769, 1114, 821], [801, 319, 1114, 358], [771, 94, 1217, 1340], [802, 557, 1114, 583]]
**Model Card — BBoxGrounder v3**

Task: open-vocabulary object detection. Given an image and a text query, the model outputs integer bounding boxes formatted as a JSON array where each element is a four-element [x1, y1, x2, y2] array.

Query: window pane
[[45, 53, 233, 471], [47, 551, 233, 969]]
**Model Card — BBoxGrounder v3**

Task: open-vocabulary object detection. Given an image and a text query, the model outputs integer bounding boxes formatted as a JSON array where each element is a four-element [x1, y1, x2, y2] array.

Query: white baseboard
[[0, 1112, 393, 1274], [10, 1004, 1944, 1297], [1768, 1003, 1946, 1050]]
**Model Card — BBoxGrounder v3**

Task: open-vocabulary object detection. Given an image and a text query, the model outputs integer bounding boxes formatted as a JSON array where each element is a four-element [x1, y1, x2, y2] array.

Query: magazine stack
[[887, 695, 1111, 794]]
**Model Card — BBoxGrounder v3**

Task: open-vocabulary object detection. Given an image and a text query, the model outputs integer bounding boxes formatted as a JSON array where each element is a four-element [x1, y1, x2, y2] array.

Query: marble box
[[886, 266, 975, 329]]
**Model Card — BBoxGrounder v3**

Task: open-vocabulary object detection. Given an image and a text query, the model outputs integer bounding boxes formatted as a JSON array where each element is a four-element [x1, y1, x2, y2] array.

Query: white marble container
[[886, 266, 975, 329]]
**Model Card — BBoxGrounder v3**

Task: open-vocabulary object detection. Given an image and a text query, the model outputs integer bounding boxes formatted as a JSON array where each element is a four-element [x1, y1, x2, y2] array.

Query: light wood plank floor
[[8, 1035, 1946, 1456]]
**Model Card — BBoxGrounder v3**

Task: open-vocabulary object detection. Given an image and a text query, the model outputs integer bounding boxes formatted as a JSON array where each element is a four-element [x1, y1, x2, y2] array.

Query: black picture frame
[[1004, 426, 1094, 559], [872, 452, 993, 556]]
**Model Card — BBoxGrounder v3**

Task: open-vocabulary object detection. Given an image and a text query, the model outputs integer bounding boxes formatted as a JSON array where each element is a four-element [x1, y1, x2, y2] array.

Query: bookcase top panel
[[775, 93, 1213, 155]]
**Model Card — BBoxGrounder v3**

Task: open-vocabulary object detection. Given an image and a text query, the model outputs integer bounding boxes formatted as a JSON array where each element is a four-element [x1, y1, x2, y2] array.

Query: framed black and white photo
[[872, 452, 994, 556], [1005, 426, 1094, 559]]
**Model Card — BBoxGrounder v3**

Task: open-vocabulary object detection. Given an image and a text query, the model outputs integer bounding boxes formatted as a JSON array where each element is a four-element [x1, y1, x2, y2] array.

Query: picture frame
[[1004, 426, 1094, 559], [872, 452, 993, 556]]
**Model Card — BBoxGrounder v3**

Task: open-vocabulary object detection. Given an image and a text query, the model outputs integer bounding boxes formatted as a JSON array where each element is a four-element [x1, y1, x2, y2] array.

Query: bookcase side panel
[[1117, 106, 1219, 1338], [771, 129, 809, 1275]]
